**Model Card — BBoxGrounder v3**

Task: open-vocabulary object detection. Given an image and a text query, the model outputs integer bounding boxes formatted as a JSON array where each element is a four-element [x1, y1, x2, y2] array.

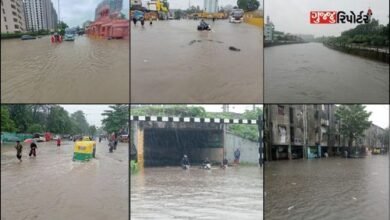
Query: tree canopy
[[335, 105, 372, 147], [102, 105, 129, 133], [237, 0, 260, 12]]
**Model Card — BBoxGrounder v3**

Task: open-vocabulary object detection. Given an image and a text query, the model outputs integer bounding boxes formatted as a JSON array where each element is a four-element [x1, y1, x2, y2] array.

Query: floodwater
[[131, 166, 263, 220], [264, 43, 389, 103], [265, 155, 389, 220], [1, 140, 128, 220], [1, 36, 129, 103], [131, 20, 263, 103]]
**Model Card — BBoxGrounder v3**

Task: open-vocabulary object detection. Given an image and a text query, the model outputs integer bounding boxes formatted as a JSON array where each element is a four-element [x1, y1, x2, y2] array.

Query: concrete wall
[[224, 132, 259, 164]]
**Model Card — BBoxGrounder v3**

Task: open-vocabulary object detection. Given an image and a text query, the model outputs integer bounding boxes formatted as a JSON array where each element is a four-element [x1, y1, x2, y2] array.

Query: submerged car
[[21, 35, 36, 40]]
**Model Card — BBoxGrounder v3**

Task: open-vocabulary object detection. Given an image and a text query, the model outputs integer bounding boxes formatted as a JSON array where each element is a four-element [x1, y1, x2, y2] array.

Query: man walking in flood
[[56, 137, 61, 147], [234, 148, 241, 165], [29, 141, 37, 157], [15, 141, 23, 162]]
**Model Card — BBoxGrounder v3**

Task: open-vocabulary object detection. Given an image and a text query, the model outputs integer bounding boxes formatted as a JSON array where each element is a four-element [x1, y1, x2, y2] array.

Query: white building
[[1, 0, 27, 33], [203, 0, 218, 13], [23, 0, 58, 32], [264, 16, 274, 41]]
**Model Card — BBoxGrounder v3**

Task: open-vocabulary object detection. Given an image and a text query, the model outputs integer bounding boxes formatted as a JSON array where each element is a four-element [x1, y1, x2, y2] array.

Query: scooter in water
[[201, 163, 211, 170], [197, 24, 211, 31], [108, 141, 114, 153], [182, 164, 190, 170]]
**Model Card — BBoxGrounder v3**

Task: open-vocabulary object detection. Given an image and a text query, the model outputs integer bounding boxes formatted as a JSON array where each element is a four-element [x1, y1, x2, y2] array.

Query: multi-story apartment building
[[203, 0, 218, 13], [1, 0, 26, 33], [23, 0, 57, 32], [264, 105, 386, 161], [95, 0, 123, 20]]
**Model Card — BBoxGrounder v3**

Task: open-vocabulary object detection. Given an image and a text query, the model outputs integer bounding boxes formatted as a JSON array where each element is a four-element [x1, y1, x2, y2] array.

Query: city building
[[264, 105, 387, 161], [95, 0, 123, 20], [1, 0, 26, 33], [203, 0, 218, 13], [86, 0, 129, 39], [264, 15, 274, 41], [23, 0, 58, 32]]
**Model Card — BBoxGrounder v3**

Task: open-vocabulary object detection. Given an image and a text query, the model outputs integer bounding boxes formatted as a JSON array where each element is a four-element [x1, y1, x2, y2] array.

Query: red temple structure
[[86, 6, 129, 39]]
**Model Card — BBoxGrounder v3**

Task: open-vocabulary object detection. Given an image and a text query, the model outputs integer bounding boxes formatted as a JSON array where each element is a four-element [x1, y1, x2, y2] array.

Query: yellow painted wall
[[137, 127, 144, 169], [243, 12, 264, 28]]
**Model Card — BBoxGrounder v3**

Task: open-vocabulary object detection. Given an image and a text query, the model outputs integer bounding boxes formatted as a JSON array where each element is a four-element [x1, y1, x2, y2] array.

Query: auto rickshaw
[[73, 140, 96, 161]]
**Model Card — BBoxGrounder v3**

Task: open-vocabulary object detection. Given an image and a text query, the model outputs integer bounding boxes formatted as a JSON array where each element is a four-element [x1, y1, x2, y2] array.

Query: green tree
[[335, 105, 372, 147], [71, 111, 89, 135], [102, 105, 129, 133], [7, 105, 33, 132], [27, 124, 44, 133], [1, 106, 16, 132], [237, 0, 260, 12], [89, 125, 97, 136], [47, 106, 73, 134]]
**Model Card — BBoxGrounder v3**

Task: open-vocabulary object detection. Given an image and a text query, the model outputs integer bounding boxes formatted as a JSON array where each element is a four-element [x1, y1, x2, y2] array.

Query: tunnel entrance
[[144, 128, 223, 167]]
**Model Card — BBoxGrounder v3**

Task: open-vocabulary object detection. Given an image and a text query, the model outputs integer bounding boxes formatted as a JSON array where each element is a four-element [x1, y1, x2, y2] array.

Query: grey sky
[[53, 0, 129, 27], [141, 0, 263, 10], [61, 105, 111, 128], [265, 0, 389, 37], [365, 105, 389, 129]]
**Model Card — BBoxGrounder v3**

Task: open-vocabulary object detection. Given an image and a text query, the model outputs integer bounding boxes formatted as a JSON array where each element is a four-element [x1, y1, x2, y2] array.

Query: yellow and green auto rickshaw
[[73, 140, 96, 161]]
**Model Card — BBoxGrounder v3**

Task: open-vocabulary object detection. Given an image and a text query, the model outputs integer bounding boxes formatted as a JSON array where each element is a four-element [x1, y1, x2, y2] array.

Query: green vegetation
[[102, 105, 129, 134], [324, 19, 389, 47], [1, 105, 94, 136], [237, 0, 260, 12], [335, 105, 372, 147], [131, 105, 262, 142]]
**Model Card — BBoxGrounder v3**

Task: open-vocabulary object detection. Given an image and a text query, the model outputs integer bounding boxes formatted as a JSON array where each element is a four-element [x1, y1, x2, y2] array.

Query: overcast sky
[[53, 0, 129, 27], [265, 0, 389, 37], [365, 105, 389, 129], [61, 105, 111, 128], [141, 0, 263, 10]]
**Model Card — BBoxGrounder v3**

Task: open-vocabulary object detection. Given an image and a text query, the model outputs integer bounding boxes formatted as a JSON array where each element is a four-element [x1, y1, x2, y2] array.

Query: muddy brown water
[[265, 155, 389, 220], [131, 166, 263, 220], [264, 42, 389, 103], [131, 19, 263, 103], [1, 141, 128, 220], [1, 36, 129, 103]]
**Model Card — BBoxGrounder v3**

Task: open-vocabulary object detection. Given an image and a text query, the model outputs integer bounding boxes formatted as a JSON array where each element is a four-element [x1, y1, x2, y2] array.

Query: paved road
[[1, 140, 128, 220], [131, 19, 263, 103]]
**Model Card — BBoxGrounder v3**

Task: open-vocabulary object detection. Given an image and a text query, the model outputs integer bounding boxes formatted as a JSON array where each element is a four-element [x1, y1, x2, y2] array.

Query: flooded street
[[131, 166, 263, 220], [264, 43, 389, 103], [1, 36, 129, 103], [1, 140, 128, 220], [131, 20, 263, 103], [265, 155, 389, 220]]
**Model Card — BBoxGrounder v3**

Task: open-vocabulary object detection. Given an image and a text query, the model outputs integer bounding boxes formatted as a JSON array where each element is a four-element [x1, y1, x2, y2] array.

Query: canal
[[131, 166, 263, 220], [131, 19, 263, 103], [1, 140, 128, 220], [265, 155, 389, 220], [264, 42, 389, 103], [1, 36, 129, 103]]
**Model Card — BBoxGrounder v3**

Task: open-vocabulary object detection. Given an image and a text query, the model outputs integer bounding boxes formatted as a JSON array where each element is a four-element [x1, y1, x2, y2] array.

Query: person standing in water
[[29, 141, 38, 157], [56, 137, 61, 147], [15, 141, 23, 162]]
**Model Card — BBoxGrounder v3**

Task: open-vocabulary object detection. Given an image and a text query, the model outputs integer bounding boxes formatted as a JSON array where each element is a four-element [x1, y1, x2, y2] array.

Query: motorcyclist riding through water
[[181, 155, 190, 169], [198, 19, 211, 31], [202, 157, 211, 169]]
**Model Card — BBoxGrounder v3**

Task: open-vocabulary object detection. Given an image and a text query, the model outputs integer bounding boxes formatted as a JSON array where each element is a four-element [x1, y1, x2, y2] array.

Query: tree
[[1, 106, 16, 132], [335, 105, 372, 147], [102, 105, 129, 133], [7, 105, 33, 132], [27, 124, 44, 133], [47, 106, 73, 134], [237, 0, 260, 12], [89, 125, 97, 136], [70, 111, 89, 135]]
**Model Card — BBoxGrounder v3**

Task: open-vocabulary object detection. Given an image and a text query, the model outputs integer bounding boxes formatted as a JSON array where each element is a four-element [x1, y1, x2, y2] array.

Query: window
[[15, 24, 19, 29], [13, 18, 17, 22], [11, 4, 16, 9], [5, 25, 8, 30]]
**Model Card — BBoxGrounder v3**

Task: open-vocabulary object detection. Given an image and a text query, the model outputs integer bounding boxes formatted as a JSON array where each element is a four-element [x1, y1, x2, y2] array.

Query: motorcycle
[[182, 164, 190, 170], [197, 23, 211, 31]]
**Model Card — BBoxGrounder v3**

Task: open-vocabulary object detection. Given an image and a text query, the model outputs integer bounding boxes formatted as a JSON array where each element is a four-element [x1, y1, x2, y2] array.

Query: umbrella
[[24, 138, 34, 143]]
